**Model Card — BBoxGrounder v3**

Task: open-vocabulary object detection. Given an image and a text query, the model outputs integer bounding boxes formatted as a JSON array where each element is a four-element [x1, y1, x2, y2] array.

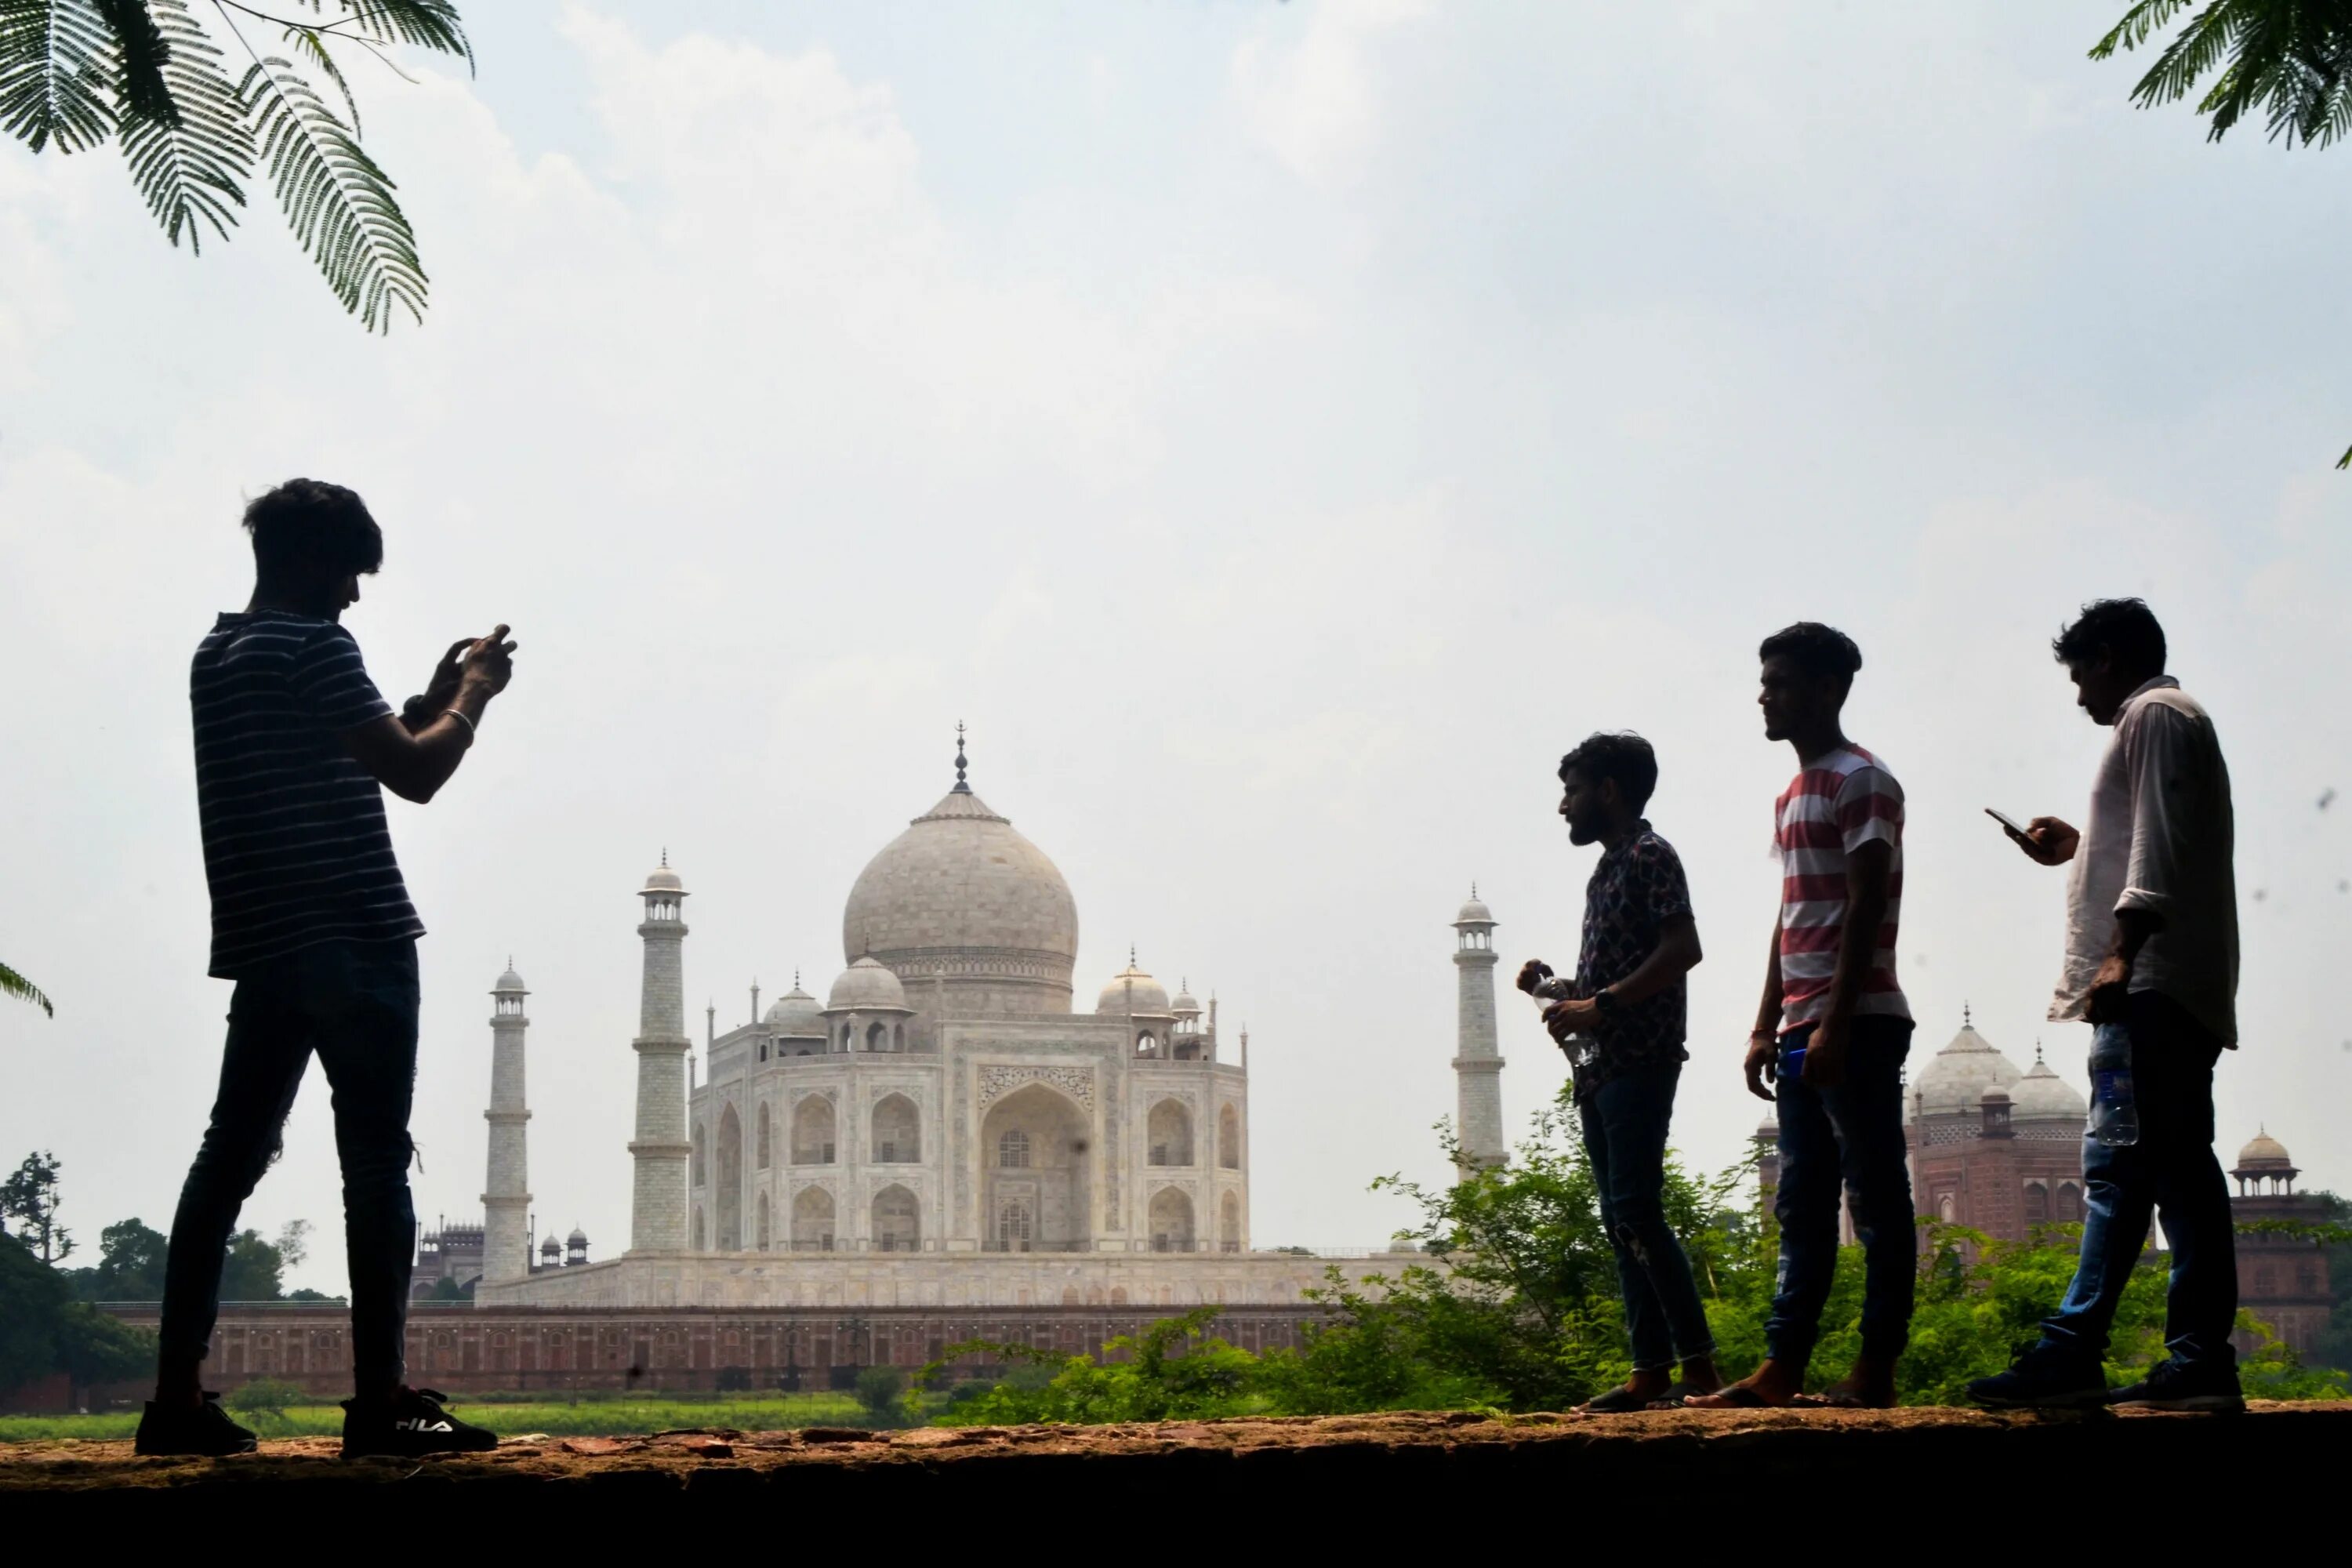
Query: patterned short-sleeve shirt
[[1571, 821, 1695, 1096]]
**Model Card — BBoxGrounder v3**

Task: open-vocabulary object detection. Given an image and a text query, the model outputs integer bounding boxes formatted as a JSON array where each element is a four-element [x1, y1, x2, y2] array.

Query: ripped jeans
[[159, 939, 420, 1394], [1576, 1062, 1715, 1373]]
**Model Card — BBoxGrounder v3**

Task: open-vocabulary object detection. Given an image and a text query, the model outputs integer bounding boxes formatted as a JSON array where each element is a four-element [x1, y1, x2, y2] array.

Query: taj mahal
[[466, 735, 1500, 1313]]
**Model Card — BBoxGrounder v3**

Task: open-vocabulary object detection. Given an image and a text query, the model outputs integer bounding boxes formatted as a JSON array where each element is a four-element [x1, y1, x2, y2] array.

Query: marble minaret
[[629, 855, 692, 1252], [1450, 887, 1507, 1174], [481, 962, 532, 1286]]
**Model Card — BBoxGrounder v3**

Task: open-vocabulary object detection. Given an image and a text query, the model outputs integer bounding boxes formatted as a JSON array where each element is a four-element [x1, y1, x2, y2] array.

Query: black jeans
[[2034, 989, 2237, 1369], [1577, 1062, 1716, 1372], [1766, 1016, 1916, 1371], [160, 938, 419, 1393]]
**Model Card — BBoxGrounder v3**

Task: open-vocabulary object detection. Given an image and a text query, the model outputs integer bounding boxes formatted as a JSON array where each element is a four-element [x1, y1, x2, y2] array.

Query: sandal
[[1579, 1383, 1659, 1414], [1682, 1385, 1784, 1409]]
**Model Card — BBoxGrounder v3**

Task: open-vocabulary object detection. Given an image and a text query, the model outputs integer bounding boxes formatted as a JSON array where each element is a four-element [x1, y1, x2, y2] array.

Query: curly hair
[[1559, 731, 1659, 813]]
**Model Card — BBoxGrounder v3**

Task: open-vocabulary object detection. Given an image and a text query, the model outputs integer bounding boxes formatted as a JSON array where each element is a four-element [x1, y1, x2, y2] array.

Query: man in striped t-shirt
[[142, 480, 514, 1460], [1691, 622, 1916, 1412]]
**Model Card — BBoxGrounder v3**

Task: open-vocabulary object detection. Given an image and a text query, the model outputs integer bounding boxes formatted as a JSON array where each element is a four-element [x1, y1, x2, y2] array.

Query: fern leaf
[[239, 53, 424, 329], [286, 24, 358, 132], [1, 960, 54, 1017], [332, 0, 470, 74], [120, 0, 250, 253], [0, 0, 117, 152], [96, 0, 172, 123]]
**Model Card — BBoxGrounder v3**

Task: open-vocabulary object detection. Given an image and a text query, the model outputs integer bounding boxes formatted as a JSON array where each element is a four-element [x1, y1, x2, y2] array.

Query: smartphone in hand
[[1985, 808, 2029, 837]]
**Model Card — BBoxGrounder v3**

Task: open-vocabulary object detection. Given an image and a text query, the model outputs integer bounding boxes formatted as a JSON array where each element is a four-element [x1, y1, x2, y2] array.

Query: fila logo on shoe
[[396, 1417, 456, 1432]]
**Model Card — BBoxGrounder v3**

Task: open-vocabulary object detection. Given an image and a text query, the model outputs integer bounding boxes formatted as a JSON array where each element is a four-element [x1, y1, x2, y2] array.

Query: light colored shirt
[[2049, 676, 2238, 1044], [1775, 745, 1910, 1030]]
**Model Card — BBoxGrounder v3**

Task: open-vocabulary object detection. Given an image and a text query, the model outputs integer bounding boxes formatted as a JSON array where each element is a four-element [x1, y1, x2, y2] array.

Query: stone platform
[[5, 1404, 2343, 1525]]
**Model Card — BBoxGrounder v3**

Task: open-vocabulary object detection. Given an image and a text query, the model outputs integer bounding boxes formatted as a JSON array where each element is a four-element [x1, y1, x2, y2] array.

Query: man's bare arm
[[346, 626, 514, 804]]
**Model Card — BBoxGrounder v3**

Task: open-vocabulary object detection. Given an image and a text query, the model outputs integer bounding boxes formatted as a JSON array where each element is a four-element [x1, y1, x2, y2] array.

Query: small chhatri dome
[[2009, 1044, 2087, 1120], [1097, 952, 1172, 1017], [494, 959, 526, 993], [1455, 884, 1495, 926], [1171, 978, 1201, 1015], [2235, 1128, 2294, 1171], [642, 849, 685, 895], [539, 1233, 561, 1256], [1912, 1008, 2024, 1118], [827, 955, 911, 1014], [764, 979, 826, 1037]]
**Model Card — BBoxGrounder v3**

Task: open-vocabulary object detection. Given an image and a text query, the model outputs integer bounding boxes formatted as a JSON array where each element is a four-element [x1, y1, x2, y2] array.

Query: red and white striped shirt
[[1774, 746, 1910, 1032]]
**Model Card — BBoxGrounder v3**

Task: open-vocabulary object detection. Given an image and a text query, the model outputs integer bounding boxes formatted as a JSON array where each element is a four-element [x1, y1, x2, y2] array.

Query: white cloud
[[1229, 0, 1430, 187]]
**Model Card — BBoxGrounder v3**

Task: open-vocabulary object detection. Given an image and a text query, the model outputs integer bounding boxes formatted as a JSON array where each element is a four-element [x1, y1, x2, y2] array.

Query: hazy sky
[[5, 2, 2348, 1292]]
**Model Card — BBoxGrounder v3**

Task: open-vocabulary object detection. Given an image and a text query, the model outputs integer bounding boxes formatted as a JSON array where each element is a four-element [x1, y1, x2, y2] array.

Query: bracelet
[[442, 707, 477, 739]]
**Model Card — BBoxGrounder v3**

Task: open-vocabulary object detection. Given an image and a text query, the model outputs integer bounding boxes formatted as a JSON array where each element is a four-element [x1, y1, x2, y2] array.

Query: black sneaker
[[340, 1386, 499, 1457], [2111, 1357, 2244, 1413], [1966, 1351, 2110, 1410], [133, 1392, 259, 1456]]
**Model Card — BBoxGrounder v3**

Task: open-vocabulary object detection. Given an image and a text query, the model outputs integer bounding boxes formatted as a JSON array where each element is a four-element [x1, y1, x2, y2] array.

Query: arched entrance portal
[[980, 1083, 1091, 1252]]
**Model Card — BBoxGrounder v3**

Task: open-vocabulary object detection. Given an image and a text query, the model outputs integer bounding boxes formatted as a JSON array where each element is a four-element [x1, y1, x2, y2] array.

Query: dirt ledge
[[6, 1404, 2344, 1523]]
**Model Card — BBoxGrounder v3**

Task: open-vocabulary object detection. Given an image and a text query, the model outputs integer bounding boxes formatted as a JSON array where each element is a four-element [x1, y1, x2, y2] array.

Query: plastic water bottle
[[2089, 1022, 2140, 1147]]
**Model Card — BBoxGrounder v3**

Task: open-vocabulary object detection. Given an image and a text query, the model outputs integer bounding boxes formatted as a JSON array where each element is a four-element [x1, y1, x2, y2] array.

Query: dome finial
[[1130, 942, 1138, 967], [662, 847, 669, 868], [1962, 1000, 1972, 1028], [952, 721, 971, 794]]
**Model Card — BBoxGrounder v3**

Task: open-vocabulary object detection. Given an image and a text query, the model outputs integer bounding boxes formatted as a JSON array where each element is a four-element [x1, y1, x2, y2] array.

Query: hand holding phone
[[1987, 808, 2078, 866]]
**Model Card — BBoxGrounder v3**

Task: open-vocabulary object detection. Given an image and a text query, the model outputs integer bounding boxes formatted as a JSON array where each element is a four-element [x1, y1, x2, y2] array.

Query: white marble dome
[[494, 962, 526, 993], [642, 859, 684, 895], [841, 782, 1080, 1010], [827, 955, 911, 1014], [2009, 1050, 2087, 1121], [1455, 887, 1495, 925], [764, 982, 826, 1037], [1913, 1015, 2023, 1118], [2236, 1129, 2294, 1170], [1096, 960, 1171, 1017]]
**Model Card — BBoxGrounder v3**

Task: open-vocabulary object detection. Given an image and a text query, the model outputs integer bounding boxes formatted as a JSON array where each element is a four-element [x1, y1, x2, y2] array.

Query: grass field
[[0, 1391, 873, 1443]]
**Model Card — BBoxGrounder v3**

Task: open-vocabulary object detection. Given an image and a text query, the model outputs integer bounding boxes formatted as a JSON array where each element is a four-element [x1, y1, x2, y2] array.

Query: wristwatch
[[1592, 987, 1620, 1017]]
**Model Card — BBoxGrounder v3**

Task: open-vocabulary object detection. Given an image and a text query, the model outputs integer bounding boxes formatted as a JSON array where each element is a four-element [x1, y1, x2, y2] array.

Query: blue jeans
[[2033, 989, 2236, 1369], [1766, 1016, 1915, 1370], [160, 939, 419, 1393], [1576, 1062, 1715, 1372]]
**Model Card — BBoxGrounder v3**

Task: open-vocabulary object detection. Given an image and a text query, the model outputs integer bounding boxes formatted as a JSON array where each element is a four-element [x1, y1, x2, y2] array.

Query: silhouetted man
[[1690, 622, 1915, 1410], [1970, 598, 2241, 1412], [137, 480, 515, 1457], [1518, 731, 1720, 1410]]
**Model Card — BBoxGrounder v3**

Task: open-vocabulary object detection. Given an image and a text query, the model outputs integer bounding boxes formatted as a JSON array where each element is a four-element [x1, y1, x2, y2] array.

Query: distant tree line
[[2, 1151, 327, 1404]]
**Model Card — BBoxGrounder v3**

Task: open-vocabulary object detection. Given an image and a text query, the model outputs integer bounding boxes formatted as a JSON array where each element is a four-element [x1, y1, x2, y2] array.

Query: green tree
[[0, 1230, 69, 1392], [2091, 2, 2352, 467], [220, 1226, 286, 1300], [1, 1151, 73, 1263], [0, 0, 472, 330], [854, 1365, 907, 1426], [67, 1217, 169, 1301], [1, 960, 53, 1017]]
